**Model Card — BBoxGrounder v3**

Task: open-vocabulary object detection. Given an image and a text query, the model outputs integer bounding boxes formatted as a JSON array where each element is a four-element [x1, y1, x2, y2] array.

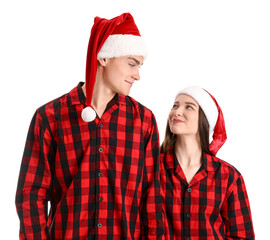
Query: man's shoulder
[[35, 83, 82, 118], [125, 95, 154, 117], [124, 95, 158, 138], [35, 92, 69, 118]]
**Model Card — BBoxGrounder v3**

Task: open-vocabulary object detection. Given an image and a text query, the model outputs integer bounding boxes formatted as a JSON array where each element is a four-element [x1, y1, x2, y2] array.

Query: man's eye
[[129, 63, 135, 67]]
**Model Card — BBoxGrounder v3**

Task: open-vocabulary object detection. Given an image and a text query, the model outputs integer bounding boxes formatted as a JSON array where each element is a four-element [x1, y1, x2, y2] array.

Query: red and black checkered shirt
[[160, 150, 255, 239], [15, 82, 164, 240]]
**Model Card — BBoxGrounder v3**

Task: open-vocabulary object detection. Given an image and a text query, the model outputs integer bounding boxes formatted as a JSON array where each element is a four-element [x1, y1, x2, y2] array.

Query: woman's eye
[[129, 63, 135, 67], [186, 105, 193, 110], [172, 104, 178, 109]]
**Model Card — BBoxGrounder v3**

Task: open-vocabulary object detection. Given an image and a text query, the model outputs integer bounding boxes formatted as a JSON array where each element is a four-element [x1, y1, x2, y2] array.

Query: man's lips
[[125, 80, 134, 86]]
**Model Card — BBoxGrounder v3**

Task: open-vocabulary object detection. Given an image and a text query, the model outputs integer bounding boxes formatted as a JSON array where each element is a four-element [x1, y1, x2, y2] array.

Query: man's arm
[[140, 113, 164, 240], [15, 111, 54, 239]]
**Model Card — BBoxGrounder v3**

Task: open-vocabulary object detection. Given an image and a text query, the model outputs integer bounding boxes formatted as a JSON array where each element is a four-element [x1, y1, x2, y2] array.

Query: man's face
[[101, 56, 143, 96]]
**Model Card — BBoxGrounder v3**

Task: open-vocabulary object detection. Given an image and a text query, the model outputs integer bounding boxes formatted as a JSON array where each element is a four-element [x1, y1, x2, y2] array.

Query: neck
[[82, 69, 115, 118], [174, 134, 202, 168]]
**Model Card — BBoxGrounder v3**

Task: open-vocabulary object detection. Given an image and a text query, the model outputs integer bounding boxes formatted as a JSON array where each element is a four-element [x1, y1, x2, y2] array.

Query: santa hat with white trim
[[177, 86, 227, 155], [81, 12, 147, 122]]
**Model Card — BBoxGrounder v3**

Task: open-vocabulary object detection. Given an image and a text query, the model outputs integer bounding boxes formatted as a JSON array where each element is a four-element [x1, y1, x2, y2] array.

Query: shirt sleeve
[[140, 113, 164, 240], [221, 174, 255, 240], [15, 111, 54, 240]]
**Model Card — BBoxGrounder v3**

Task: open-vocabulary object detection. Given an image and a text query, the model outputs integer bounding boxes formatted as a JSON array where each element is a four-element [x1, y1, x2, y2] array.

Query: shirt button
[[97, 223, 102, 228], [187, 187, 192, 192], [187, 213, 191, 218], [99, 123, 103, 128], [99, 147, 103, 152], [99, 196, 103, 201], [98, 172, 103, 177], [187, 238, 191, 240]]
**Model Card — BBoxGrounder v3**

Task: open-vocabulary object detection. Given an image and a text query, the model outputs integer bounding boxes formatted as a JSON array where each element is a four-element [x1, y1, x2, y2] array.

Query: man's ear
[[98, 58, 108, 67]]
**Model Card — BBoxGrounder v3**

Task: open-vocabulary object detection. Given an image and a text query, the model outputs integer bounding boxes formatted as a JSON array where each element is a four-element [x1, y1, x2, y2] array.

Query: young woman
[[160, 86, 255, 239]]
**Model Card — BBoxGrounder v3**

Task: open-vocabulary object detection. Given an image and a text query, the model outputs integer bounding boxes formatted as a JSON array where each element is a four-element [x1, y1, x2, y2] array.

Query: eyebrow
[[173, 101, 198, 107], [185, 102, 198, 107], [128, 57, 143, 66]]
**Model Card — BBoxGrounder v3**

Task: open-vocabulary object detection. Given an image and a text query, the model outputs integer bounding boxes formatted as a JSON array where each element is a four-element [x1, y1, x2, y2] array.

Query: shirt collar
[[105, 92, 129, 109], [202, 153, 221, 172], [69, 82, 86, 106], [162, 150, 179, 170]]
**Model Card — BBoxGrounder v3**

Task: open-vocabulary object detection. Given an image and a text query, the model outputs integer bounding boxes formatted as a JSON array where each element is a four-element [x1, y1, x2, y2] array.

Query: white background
[[1, 0, 269, 238]]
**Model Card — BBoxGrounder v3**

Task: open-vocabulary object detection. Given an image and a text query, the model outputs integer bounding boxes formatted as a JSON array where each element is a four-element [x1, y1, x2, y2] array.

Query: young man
[[15, 13, 164, 239]]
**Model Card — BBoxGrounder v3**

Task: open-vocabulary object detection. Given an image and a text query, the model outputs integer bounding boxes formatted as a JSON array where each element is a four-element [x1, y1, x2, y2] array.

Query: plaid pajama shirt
[[15, 82, 164, 240], [160, 150, 255, 239]]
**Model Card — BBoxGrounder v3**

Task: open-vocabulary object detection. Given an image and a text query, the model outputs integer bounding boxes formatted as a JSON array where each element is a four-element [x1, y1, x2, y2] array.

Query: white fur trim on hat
[[97, 34, 147, 60], [177, 86, 218, 132]]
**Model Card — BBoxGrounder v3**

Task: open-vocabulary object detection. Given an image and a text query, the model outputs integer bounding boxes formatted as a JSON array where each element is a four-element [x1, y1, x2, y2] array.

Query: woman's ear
[[98, 58, 108, 67]]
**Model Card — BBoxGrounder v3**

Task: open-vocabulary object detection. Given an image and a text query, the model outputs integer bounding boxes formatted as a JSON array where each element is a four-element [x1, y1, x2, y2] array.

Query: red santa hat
[[81, 12, 147, 122], [177, 86, 227, 155]]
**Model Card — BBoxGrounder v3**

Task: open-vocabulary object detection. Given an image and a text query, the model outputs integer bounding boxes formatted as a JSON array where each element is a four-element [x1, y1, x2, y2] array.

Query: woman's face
[[169, 94, 200, 136]]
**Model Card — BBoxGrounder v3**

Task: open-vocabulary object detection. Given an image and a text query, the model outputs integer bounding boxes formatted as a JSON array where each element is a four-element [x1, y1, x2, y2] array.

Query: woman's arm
[[221, 174, 255, 239]]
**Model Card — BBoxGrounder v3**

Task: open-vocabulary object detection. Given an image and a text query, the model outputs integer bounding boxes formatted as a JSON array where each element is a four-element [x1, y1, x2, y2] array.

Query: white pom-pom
[[81, 107, 96, 122]]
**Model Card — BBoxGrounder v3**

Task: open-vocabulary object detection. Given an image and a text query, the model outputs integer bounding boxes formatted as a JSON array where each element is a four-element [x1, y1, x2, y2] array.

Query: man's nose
[[132, 68, 140, 81]]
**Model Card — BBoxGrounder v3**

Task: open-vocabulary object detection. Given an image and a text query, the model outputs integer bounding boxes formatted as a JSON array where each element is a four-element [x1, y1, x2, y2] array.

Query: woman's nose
[[175, 107, 183, 116]]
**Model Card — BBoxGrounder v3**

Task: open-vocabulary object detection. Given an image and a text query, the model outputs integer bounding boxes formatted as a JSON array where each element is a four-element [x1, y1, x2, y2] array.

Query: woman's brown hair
[[161, 106, 213, 155]]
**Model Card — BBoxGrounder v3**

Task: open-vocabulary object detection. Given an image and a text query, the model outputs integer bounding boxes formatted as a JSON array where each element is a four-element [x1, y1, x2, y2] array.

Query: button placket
[[183, 185, 192, 238], [96, 119, 106, 233]]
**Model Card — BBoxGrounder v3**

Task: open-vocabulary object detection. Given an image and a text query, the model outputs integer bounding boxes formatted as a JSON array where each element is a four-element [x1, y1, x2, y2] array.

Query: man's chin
[[118, 90, 130, 96]]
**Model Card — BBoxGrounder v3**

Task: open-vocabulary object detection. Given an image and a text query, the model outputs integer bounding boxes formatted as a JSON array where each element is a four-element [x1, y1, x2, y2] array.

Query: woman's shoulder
[[207, 154, 242, 180]]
